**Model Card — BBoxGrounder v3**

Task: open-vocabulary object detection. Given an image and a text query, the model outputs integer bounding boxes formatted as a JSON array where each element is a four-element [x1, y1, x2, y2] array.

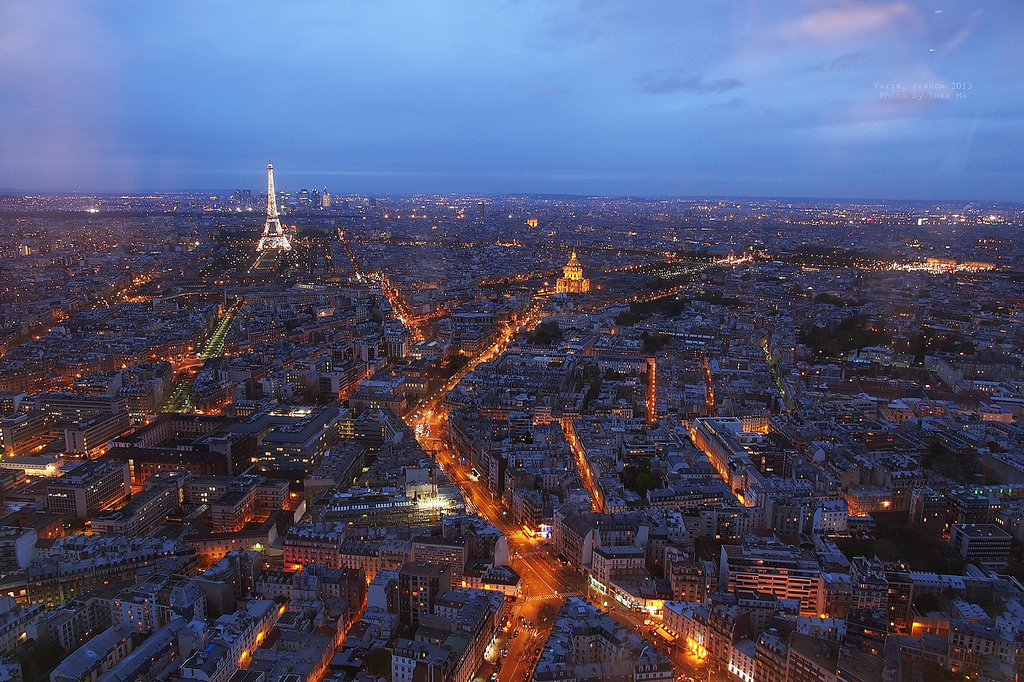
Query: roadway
[[162, 304, 240, 413], [394, 291, 705, 681], [413, 428, 712, 682], [417, 429, 583, 682], [413, 389, 707, 681], [201, 304, 240, 359], [401, 304, 583, 682], [400, 304, 688, 682]]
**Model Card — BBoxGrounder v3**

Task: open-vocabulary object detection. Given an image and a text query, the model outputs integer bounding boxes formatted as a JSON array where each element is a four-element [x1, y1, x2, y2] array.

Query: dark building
[[398, 561, 450, 629]]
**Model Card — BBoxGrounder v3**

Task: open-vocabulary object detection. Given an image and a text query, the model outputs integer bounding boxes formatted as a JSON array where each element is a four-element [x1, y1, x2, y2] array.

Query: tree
[[621, 459, 663, 498], [530, 319, 563, 345], [366, 647, 391, 677], [582, 364, 601, 409], [615, 311, 644, 326], [643, 333, 671, 353], [913, 592, 940, 614], [798, 313, 891, 357], [583, 379, 602, 409], [538, 602, 559, 623]]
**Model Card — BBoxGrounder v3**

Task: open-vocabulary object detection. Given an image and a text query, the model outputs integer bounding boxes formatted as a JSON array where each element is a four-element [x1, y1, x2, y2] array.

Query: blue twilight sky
[[0, 0, 1022, 200]]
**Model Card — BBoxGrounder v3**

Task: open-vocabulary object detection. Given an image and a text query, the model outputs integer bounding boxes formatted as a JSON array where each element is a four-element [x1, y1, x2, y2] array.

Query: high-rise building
[[398, 561, 450, 628], [410, 536, 467, 580], [253, 404, 345, 474], [950, 523, 1013, 568]]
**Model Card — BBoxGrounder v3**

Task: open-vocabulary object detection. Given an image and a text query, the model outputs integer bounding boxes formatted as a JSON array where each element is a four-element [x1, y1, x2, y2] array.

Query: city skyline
[[5, 139, 1024, 682], [1, 1, 1022, 201], [6, 3, 1024, 681]]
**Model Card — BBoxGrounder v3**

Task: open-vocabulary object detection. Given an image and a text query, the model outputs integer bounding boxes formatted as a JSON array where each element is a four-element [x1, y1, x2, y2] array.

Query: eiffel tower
[[257, 159, 291, 252]]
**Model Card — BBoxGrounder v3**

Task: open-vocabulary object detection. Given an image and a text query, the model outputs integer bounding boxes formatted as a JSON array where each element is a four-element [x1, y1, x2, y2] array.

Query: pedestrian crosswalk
[[526, 590, 582, 602]]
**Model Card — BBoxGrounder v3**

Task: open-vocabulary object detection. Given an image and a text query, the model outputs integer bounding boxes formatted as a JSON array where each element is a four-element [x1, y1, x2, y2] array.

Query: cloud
[[639, 73, 742, 95], [0, 0, 1019, 200], [709, 97, 746, 111], [938, 10, 984, 58], [812, 50, 873, 72], [777, 2, 916, 42]]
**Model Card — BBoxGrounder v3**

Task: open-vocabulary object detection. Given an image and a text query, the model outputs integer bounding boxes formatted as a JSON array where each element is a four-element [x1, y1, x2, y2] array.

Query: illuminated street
[[399, 303, 587, 681], [200, 303, 241, 360], [395, 295, 686, 682], [3, 5, 1023, 682], [162, 303, 240, 412]]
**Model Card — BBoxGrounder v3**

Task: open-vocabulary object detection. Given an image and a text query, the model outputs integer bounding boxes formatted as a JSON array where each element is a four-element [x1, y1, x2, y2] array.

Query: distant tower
[[257, 160, 291, 252], [477, 201, 485, 219], [556, 250, 590, 294]]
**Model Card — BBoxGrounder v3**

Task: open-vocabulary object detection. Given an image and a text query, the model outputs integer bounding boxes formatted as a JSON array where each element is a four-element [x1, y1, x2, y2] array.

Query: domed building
[[556, 250, 590, 294]]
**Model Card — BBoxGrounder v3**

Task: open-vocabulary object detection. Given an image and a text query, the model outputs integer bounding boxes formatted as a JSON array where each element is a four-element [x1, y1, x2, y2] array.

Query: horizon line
[[0, 188, 1020, 207]]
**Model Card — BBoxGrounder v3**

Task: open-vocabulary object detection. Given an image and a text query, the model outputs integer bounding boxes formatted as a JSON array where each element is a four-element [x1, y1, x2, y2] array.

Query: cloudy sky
[[0, 0, 1021, 199]]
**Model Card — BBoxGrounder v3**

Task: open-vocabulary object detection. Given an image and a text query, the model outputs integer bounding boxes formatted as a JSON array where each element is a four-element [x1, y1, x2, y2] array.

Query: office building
[[398, 561, 450, 628], [45, 459, 131, 519]]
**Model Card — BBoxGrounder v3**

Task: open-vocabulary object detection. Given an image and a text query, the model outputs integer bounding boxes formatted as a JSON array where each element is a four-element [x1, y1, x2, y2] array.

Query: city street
[[386, 288, 714, 682], [399, 305, 591, 682], [162, 303, 241, 412], [399, 305, 686, 681], [3, 7, 1019, 682]]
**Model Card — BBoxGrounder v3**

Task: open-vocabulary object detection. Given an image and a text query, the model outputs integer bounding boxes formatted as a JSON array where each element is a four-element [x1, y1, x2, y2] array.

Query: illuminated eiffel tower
[[257, 159, 291, 252]]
